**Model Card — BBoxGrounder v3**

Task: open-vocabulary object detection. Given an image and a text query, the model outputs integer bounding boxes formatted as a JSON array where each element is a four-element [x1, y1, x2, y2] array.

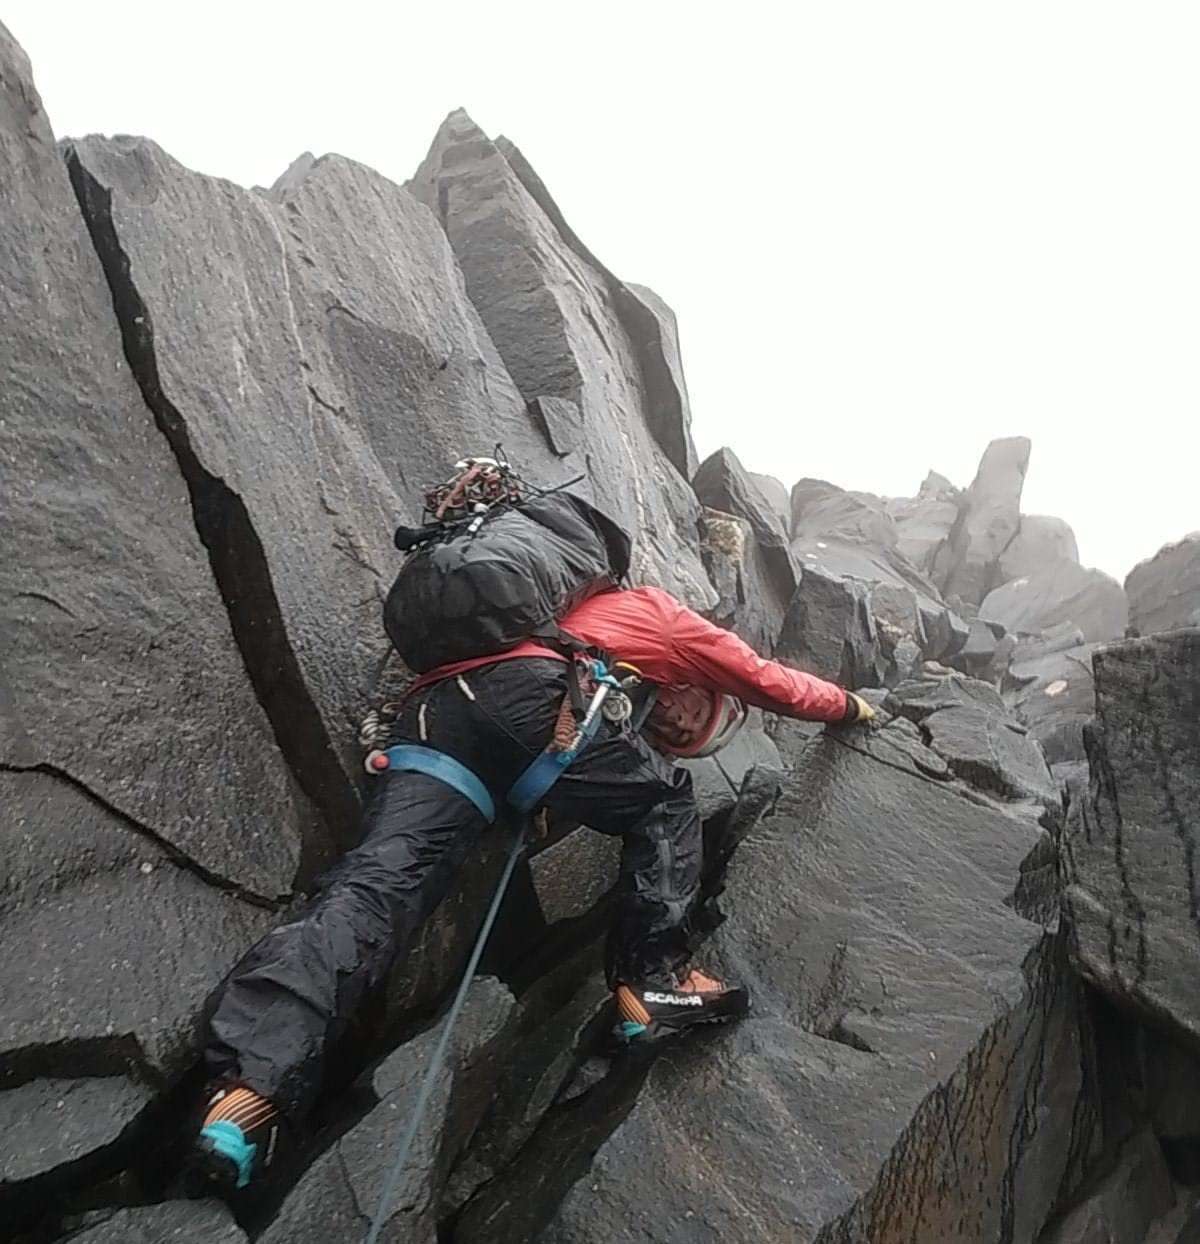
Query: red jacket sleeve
[[667, 602, 848, 722], [562, 586, 849, 723]]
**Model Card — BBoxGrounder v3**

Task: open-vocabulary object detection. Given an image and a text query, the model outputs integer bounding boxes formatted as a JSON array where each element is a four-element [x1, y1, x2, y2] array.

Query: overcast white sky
[[7, 2, 1197, 580]]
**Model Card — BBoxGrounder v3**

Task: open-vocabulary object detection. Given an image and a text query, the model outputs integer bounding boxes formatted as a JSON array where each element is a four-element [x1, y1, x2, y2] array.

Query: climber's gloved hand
[[836, 691, 877, 727]]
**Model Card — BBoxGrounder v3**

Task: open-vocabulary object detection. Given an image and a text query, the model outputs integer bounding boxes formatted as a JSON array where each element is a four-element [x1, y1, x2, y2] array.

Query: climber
[[190, 460, 876, 1195]]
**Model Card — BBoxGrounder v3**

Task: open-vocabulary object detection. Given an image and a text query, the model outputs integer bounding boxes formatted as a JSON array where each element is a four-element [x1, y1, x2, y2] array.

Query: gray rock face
[[792, 477, 896, 548], [700, 508, 794, 655], [65, 132, 568, 839], [536, 722, 1090, 1244], [621, 282, 699, 481], [887, 675, 1058, 809], [2, 1075, 151, 1189], [1063, 631, 1200, 1042], [788, 478, 967, 669], [887, 470, 960, 578], [1039, 1128, 1175, 1244], [69, 1201, 247, 1243], [0, 771, 275, 1172], [491, 135, 699, 483], [694, 448, 795, 587], [527, 828, 620, 927], [999, 514, 1080, 584], [748, 472, 792, 534], [981, 561, 1129, 642], [950, 616, 1016, 684], [1127, 534, 1200, 635], [776, 560, 885, 689], [409, 112, 712, 608], [261, 979, 514, 1244], [789, 536, 967, 674], [10, 21, 1193, 1244], [1004, 642, 1098, 765], [937, 436, 1031, 605], [0, 26, 303, 900]]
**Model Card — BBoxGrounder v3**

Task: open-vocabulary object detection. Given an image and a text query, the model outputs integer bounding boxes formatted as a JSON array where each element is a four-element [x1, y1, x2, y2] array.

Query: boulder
[[0, 24, 304, 900], [791, 477, 896, 548], [525, 721, 1090, 1244], [748, 472, 792, 534], [1039, 1128, 1175, 1244], [788, 479, 967, 668], [886, 675, 1059, 810], [776, 559, 886, 689], [1126, 534, 1200, 636], [260, 978, 515, 1244], [694, 448, 795, 589], [1004, 643, 1099, 766], [999, 514, 1080, 584], [937, 436, 1031, 604], [950, 616, 1016, 684], [789, 537, 968, 671], [700, 507, 794, 654], [1063, 631, 1200, 1044], [886, 470, 960, 578], [493, 134, 700, 482], [981, 561, 1129, 643], [410, 112, 713, 607], [446, 960, 613, 1207]]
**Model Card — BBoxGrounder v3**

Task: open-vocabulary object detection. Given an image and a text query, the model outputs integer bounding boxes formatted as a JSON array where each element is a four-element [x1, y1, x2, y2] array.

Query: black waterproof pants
[[203, 659, 701, 1120]]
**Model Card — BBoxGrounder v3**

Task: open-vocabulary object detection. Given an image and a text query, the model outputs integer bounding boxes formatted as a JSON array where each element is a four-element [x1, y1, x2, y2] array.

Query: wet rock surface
[[7, 17, 1200, 1243], [1003, 640, 1099, 765], [0, 24, 304, 901], [259, 979, 514, 1244], [409, 110, 712, 607], [531, 721, 1090, 1244], [1063, 630, 1200, 1041], [69, 1201, 247, 1243], [1039, 1127, 1175, 1244], [886, 674, 1058, 809]]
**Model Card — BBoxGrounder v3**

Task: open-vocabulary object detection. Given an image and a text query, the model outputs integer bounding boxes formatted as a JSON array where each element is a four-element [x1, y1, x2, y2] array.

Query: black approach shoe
[[187, 1085, 284, 1197], [612, 968, 750, 1046]]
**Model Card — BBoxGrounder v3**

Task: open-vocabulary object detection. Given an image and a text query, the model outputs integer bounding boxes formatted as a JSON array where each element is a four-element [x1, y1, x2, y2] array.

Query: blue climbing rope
[[362, 815, 529, 1243]]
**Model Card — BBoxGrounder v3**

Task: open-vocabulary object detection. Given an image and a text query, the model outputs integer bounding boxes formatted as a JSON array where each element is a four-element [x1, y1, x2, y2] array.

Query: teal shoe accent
[[615, 1020, 647, 1043], [200, 1119, 258, 1190]]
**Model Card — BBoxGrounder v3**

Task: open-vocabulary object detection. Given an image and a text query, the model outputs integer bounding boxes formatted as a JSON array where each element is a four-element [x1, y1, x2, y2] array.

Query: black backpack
[[383, 491, 631, 673]]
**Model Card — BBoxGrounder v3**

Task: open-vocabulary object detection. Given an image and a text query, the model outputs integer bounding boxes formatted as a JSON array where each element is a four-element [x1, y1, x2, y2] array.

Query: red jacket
[[409, 586, 848, 723]]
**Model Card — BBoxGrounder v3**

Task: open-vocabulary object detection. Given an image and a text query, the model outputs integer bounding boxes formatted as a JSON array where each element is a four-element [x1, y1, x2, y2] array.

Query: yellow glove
[[840, 691, 877, 726]]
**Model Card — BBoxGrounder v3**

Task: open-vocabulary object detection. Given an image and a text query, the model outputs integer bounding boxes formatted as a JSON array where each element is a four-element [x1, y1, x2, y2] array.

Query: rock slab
[[1063, 630, 1200, 1043]]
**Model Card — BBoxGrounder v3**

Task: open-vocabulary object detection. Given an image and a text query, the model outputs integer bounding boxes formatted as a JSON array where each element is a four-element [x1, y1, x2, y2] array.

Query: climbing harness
[[361, 659, 638, 1242], [363, 660, 643, 817]]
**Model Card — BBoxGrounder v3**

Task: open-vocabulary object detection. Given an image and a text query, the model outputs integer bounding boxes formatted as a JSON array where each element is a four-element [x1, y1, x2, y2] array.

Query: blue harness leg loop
[[375, 745, 497, 823], [506, 710, 605, 813]]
